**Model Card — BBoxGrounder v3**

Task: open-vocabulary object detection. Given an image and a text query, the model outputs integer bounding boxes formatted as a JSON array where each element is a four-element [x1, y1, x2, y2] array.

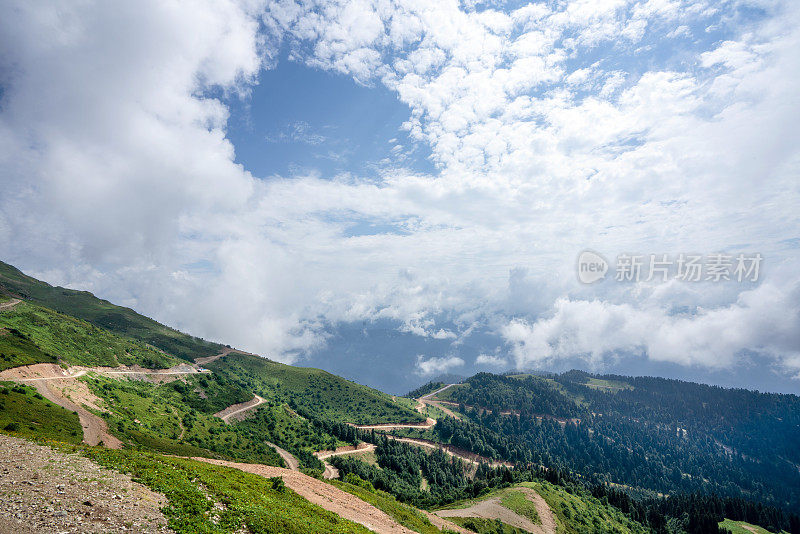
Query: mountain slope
[[208, 351, 425, 425], [0, 260, 222, 361]]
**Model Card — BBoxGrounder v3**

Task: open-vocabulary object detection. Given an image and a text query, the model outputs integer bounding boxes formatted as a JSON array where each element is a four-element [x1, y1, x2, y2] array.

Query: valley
[[1, 260, 799, 534]]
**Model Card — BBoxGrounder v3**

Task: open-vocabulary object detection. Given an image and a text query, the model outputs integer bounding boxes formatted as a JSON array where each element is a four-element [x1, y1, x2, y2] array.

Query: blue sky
[[1, 0, 799, 393], [225, 55, 435, 179]]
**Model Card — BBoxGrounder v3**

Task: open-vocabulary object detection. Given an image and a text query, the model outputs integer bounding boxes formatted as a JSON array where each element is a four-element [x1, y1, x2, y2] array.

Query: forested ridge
[[423, 371, 800, 512]]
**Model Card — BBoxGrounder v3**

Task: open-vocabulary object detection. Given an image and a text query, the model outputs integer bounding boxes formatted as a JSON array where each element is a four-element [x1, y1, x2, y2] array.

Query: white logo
[[577, 250, 608, 284]]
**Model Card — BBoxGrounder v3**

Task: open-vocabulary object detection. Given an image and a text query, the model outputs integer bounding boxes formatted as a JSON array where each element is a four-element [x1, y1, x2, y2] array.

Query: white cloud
[[503, 278, 800, 372], [415, 354, 465, 376], [475, 353, 508, 367], [1, 0, 799, 386]]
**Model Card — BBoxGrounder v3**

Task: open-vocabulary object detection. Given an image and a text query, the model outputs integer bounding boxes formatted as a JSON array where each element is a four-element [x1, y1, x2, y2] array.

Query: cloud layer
[[1, 0, 799, 383]]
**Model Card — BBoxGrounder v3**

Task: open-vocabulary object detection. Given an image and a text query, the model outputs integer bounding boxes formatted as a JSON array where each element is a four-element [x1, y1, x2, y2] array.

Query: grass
[[0, 381, 82, 443], [0, 260, 223, 362], [419, 401, 462, 421], [171, 374, 252, 414], [84, 447, 373, 533], [500, 490, 540, 524], [209, 353, 425, 425], [519, 481, 649, 534], [331, 475, 443, 534], [446, 517, 528, 534], [394, 395, 422, 411], [0, 326, 57, 370], [0, 301, 180, 368], [718, 519, 787, 534], [584, 378, 633, 391], [430, 384, 466, 403]]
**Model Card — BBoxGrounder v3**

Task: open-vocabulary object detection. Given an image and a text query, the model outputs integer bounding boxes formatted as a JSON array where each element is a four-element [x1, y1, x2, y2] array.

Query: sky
[[1, 0, 798, 394]]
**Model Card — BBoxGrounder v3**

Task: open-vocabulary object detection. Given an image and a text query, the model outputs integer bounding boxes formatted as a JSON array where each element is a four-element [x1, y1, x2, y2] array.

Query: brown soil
[[316, 442, 376, 460], [194, 347, 258, 365], [0, 434, 172, 533], [191, 457, 416, 533], [434, 488, 556, 534], [349, 418, 437, 431], [266, 441, 300, 471], [214, 395, 265, 423], [0, 298, 21, 311], [385, 435, 513, 468]]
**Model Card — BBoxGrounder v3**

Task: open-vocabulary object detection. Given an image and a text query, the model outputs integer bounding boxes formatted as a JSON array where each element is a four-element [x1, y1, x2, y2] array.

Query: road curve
[[266, 441, 300, 471], [0, 298, 21, 312], [215, 395, 265, 423], [316, 443, 376, 460], [349, 419, 436, 431], [420, 383, 458, 399]]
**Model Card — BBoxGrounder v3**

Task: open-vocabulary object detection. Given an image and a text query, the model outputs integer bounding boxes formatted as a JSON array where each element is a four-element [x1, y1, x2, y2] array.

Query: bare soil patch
[[0, 298, 21, 312], [214, 394, 265, 423]]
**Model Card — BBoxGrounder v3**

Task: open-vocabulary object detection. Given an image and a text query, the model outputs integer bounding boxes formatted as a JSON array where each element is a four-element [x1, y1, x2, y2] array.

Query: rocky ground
[[0, 434, 173, 533]]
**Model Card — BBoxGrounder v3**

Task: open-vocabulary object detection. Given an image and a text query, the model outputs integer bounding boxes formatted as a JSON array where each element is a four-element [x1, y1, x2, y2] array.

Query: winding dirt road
[[0, 363, 209, 447], [194, 347, 258, 366], [0, 363, 122, 448], [0, 298, 21, 311], [419, 383, 462, 420], [349, 418, 436, 431], [266, 441, 300, 471], [316, 443, 376, 460], [214, 395, 265, 423]]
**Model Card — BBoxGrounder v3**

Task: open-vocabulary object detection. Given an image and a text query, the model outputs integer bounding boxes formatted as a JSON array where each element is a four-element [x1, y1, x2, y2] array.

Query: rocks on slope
[[0, 434, 173, 533]]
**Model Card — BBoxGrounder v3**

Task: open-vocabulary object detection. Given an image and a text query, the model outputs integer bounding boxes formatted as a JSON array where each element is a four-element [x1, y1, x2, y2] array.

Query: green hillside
[[208, 352, 425, 425], [0, 381, 82, 443], [0, 323, 57, 371], [0, 301, 181, 368], [0, 260, 222, 361]]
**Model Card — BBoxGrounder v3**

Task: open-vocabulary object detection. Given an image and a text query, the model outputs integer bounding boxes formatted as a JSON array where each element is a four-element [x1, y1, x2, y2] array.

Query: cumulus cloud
[[475, 353, 508, 367], [1, 0, 799, 386], [415, 354, 465, 376], [503, 279, 800, 373]]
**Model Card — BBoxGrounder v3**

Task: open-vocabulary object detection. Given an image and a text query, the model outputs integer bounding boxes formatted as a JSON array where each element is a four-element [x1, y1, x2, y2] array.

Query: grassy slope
[[84, 447, 372, 534], [0, 301, 180, 368], [0, 260, 222, 362], [85, 374, 344, 468], [446, 517, 527, 534], [435, 482, 648, 534], [519, 481, 649, 534], [209, 353, 425, 425], [719, 518, 789, 534], [500, 489, 540, 523], [331, 476, 443, 534], [0, 325, 57, 371], [0, 381, 83, 443], [84, 374, 284, 464]]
